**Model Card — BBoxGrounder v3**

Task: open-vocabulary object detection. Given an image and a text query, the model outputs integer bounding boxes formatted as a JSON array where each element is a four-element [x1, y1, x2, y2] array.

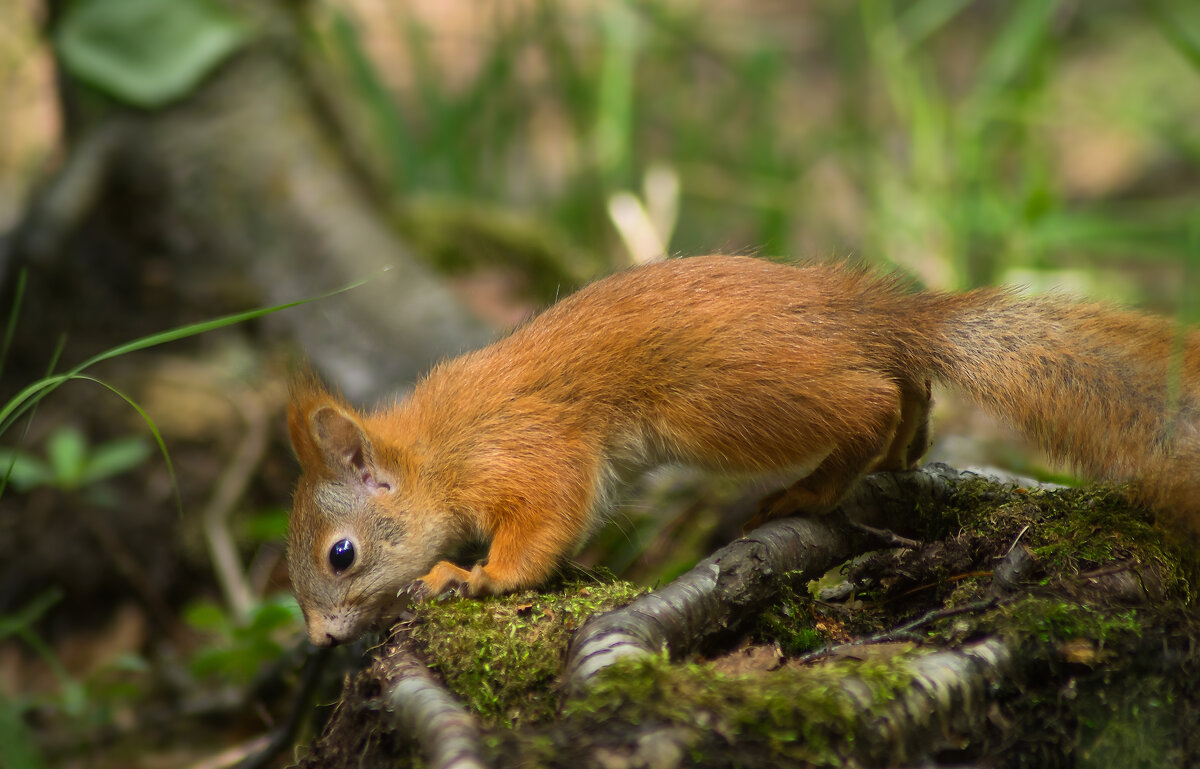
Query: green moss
[[916, 480, 1193, 604], [751, 575, 838, 656], [407, 571, 644, 726], [1075, 673, 1181, 768], [562, 650, 922, 764], [403, 479, 1196, 765], [1025, 489, 1191, 594], [909, 476, 1002, 540], [977, 597, 1141, 647]]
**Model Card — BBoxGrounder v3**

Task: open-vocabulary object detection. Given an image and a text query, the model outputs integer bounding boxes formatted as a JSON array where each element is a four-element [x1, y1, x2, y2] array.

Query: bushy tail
[[913, 289, 1200, 530]]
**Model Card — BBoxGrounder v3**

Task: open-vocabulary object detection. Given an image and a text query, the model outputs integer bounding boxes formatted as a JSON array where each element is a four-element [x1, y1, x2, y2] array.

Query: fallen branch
[[298, 465, 1165, 767]]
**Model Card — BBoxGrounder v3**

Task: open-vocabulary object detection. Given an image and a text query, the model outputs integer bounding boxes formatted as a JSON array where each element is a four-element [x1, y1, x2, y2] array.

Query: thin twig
[[795, 598, 1000, 665], [849, 519, 922, 549], [202, 386, 269, 624]]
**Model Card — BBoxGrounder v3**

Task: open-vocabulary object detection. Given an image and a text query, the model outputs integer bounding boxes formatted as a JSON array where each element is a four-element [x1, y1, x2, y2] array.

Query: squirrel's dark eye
[[329, 539, 356, 573]]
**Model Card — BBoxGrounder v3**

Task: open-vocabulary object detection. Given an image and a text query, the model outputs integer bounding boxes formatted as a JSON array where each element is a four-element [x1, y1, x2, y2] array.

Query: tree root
[[853, 637, 1016, 764], [564, 464, 1026, 692], [563, 511, 868, 692], [379, 637, 490, 769]]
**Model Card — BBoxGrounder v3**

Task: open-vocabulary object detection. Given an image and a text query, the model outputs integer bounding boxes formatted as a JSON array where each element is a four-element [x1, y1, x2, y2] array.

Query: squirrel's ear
[[286, 369, 395, 492], [310, 406, 368, 469], [307, 406, 393, 492]]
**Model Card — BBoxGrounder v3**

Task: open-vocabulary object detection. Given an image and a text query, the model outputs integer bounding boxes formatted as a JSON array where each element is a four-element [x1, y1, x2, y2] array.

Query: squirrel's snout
[[305, 608, 359, 646], [308, 625, 342, 647]]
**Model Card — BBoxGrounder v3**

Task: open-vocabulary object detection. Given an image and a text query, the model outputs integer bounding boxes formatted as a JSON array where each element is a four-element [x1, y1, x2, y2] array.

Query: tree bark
[[6, 4, 491, 402]]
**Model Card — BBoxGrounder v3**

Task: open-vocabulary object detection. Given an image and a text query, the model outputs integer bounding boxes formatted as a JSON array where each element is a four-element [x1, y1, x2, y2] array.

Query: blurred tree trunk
[[4, 0, 491, 403]]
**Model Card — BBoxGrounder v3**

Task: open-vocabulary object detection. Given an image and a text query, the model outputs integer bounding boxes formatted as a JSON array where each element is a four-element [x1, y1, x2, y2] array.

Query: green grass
[[319, 1, 1199, 298], [0, 273, 372, 769]]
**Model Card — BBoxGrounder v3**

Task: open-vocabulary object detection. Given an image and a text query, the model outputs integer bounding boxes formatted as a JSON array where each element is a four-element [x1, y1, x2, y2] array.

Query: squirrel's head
[[286, 380, 442, 646]]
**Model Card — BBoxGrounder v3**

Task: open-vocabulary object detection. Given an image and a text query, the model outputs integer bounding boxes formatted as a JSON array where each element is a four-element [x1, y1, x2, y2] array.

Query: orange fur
[[287, 255, 1200, 645]]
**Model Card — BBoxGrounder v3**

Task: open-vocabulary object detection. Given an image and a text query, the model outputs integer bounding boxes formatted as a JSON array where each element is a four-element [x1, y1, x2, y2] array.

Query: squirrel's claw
[[398, 581, 432, 603]]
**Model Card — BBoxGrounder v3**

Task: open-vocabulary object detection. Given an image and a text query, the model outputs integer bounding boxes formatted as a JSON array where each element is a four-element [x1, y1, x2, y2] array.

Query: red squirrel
[[287, 255, 1199, 646]]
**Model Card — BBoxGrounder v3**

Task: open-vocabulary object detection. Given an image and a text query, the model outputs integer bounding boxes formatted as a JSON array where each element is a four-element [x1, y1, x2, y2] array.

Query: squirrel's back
[[389, 256, 1198, 522], [404, 257, 934, 475]]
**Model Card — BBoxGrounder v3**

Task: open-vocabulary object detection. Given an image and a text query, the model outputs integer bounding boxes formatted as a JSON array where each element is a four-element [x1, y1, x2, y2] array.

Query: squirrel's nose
[[308, 625, 343, 647]]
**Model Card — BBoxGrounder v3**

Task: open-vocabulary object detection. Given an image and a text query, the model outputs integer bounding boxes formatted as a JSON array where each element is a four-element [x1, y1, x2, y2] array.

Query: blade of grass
[[0, 268, 27, 382], [70, 375, 181, 515], [896, 0, 972, 51], [432, 17, 521, 195], [964, 0, 1056, 118], [1152, 0, 1200, 72], [0, 590, 83, 720], [0, 335, 66, 501], [0, 274, 374, 436], [594, 1, 640, 186], [330, 8, 413, 190]]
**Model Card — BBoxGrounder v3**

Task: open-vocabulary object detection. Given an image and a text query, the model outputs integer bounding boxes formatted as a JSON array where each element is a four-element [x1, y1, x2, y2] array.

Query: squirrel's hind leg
[[746, 380, 915, 530], [873, 377, 933, 472]]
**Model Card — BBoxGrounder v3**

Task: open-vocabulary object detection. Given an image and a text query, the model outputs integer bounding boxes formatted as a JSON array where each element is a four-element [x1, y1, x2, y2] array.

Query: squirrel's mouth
[[371, 585, 423, 627]]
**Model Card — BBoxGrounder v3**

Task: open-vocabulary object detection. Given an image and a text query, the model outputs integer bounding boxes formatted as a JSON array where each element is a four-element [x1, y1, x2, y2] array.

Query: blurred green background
[[325, 0, 1199, 299], [6, 1, 1199, 298]]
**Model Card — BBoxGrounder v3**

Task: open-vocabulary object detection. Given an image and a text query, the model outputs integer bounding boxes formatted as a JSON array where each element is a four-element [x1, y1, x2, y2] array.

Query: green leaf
[[0, 698, 44, 769], [68, 376, 180, 514], [187, 646, 239, 679], [183, 600, 230, 634], [244, 599, 300, 634], [105, 653, 151, 674], [46, 426, 87, 489], [80, 436, 152, 486], [0, 450, 53, 492], [54, 0, 250, 108], [242, 506, 290, 543], [0, 591, 63, 640], [58, 680, 89, 718]]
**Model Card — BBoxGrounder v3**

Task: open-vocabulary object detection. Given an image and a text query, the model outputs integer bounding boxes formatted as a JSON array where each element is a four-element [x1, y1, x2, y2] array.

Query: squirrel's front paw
[[414, 561, 501, 598], [414, 561, 474, 597]]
